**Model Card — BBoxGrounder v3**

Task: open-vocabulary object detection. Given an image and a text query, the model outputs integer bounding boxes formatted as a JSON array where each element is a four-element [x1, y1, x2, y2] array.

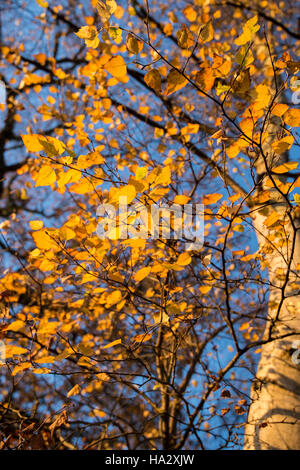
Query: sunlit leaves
[[77, 152, 105, 169], [200, 20, 214, 43], [22, 134, 44, 152], [5, 345, 27, 358], [29, 220, 44, 230], [165, 69, 188, 95], [195, 67, 215, 92], [203, 193, 223, 204], [75, 26, 99, 49], [109, 184, 136, 204], [32, 229, 56, 250], [108, 27, 122, 43], [36, 0, 48, 7], [22, 134, 65, 156], [103, 338, 122, 349], [264, 211, 280, 227], [104, 55, 127, 79], [183, 5, 197, 22], [126, 34, 143, 54], [284, 108, 300, 127], [144, 69, 162, 93], [134, 266, 151, 282], [272, 136, 294, 155], [67, 384, 81, 397], [97, 0, 117, 21], [236, 45, 254, 67], [271, 103, 289, 117], [235, 16, 260, 45], [35, 165, 56, 187], [177, 24, 194, 49], [272, 161, 298, 173]]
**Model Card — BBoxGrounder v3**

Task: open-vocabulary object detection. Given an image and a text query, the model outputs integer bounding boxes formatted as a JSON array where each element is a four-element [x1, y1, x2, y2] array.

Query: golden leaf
[[134, 266, 151, 282], [103, 338, 122, 349], [104, 55, 127, 79], [272, 161, 298, 173], [235, 15, 260, 46], [284, 108, 300, 127], [200, 20, 214, 43], [126, 34, 143, 54], [165, 69, 188, 95], [272, 136, 294, 155], [203, 193, 223, 204], [144, 69, 162, 93], [35, 165, 56, 187], [30, 220, 44, 230]]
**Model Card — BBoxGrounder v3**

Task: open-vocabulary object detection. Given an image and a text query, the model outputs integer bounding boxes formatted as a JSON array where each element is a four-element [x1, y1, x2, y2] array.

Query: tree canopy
[[0, 0, 299, 450]]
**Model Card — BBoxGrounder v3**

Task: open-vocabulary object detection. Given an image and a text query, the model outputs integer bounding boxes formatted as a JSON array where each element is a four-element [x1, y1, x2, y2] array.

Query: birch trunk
[[244, 49, 300, 446], [244, 208, 300, 449]]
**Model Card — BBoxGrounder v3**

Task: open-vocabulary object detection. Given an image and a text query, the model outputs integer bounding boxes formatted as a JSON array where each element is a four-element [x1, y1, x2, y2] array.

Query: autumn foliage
[[0, 0, 299, 450]]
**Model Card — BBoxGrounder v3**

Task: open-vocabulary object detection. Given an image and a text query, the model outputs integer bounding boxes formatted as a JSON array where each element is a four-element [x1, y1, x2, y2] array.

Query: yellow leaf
[[272, 161, 298, 174], [22, 134, 45, 152], [155, 166, 171, 186], [30, 220, 44, 230], [77, 152, 104, 169], [235, 15, 260, 46], [144, 69, 162, 93], [34, 355, 56, 364], [32, 229, 55, 250], [75, 26, 99, 49], [34, 53, 47, 65], [35, 165, 56, 187], [134, 266, 151, 282], [38, 321, 60, 335], [264, 211, 280, 227], [97, 0, 117, 21], [38, 136, 66, 156], [195, 67, 215, 92], [104, 55, 127, 79], [200, 20, 214, 43], [110, 184, 136, 204], [4, 320, 25, 332], [126, 34, 143, 54], [284, 108, 300, 127], [272, 136, 294, 155], [5, 345, 27, 358], [67, 384, 81, 397], [177, 252, 192, 266], [199, 285, 212, 294], [133, 333, 152, 343], [33, 368, 51, 374], [165, 69, 188, 95], [136, 166, 148, 180], [105, 290, 123, 307], [36, 0, 48, 7], [233, 68, 251, 95], [240, 117, 254, 138], [103, 339, 122, 349], [183, 5, 197, 22], [177, 24, 194, 49], [271, 103, 289, 117], [203, 193, 223, 204], [174, 195, 190, 204], [12, 363, 31, 376]]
